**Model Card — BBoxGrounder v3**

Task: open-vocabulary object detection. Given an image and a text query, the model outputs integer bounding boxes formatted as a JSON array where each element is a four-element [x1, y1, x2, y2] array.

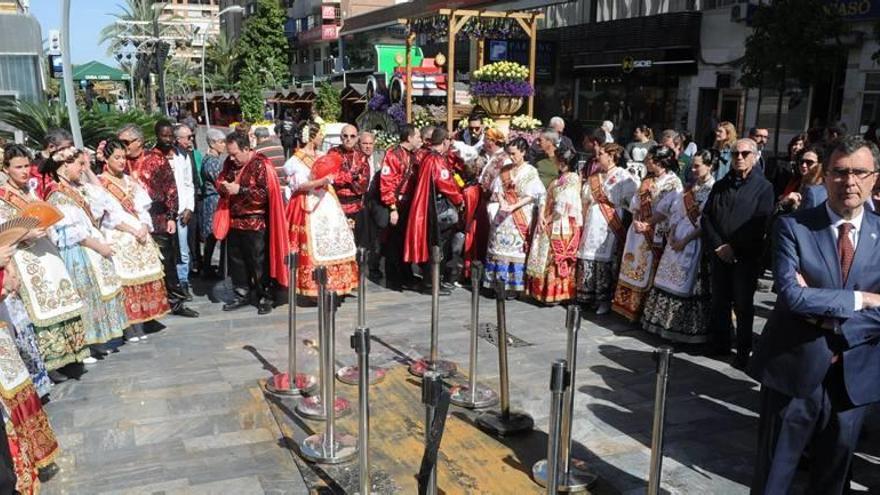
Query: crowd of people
[[0, 107, 875, 493]]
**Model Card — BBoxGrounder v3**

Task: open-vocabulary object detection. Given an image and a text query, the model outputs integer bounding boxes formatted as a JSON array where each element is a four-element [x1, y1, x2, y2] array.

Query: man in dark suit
[[750, 135, 880, 494]]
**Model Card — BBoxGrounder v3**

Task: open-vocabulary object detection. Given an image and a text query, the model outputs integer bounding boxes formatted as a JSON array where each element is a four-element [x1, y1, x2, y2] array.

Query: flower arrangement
[[411, 105, 435, 130], [457, 116, 496, 130], [374, 130, 400, 151], [387, 103, 406, 128], [368, 93, 390, 112], [511, 115, 542, 131], [470, 61, 533, 98]]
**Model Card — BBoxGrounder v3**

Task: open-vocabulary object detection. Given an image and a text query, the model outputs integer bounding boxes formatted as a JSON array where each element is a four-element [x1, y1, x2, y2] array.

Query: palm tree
[[204, 32, 237, 91], [99, 0, 163, 57]]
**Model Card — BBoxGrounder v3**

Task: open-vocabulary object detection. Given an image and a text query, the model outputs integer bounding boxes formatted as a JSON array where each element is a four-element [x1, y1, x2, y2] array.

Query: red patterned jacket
[[126, 148, 179, 234], [217, 154, 270, 231], [327, 145, 370, 217]]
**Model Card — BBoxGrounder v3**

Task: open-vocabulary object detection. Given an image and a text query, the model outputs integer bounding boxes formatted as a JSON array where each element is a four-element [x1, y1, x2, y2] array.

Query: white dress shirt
[[170, 149, 195, 213]]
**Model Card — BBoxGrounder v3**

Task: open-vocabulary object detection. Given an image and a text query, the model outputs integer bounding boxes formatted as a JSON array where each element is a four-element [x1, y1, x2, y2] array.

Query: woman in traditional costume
[[483, 137, 545, 293], [611, 145, 683, 321], [286, 121, 358, 296], [44, 147, 129, 358], [641, 149, 717, 342], [0, 254, 61, 495], [576, 143, 639, 315], [98, 139, 170, 342], [0, 145, 87, 382], [525, 144, 582, 304]]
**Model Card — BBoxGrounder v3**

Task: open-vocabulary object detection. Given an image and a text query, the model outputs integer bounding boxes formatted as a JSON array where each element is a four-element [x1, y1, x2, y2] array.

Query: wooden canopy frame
[[398, 8, 544, 131]]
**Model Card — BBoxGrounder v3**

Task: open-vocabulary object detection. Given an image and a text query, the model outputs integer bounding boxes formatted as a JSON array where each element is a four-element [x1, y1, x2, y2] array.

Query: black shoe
[[731, 355, 749, 370], [173, 305, 199, 317], [48, 370, 68, 383], [257, 299, 273, 315], [91, 344, 110, 357], [182, 284, 194, 302], [222, 298, 250, 312]]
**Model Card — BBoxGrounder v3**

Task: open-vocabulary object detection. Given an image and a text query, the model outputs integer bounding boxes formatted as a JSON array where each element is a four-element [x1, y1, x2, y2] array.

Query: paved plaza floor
[[40, 277, 880, 494]]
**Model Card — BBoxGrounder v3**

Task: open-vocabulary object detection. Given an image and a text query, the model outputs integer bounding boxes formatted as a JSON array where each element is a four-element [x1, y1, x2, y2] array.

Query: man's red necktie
[[838, 223, 854, 285]]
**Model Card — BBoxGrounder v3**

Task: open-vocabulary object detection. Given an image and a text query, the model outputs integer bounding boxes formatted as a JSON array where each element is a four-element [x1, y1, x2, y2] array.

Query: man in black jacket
[[702, 138, 775, 368]]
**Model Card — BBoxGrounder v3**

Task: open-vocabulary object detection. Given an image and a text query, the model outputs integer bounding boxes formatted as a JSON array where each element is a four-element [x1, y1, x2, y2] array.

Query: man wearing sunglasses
[[456, 114, 485, 148], [702, 138, 774, 368], [751, 135, 880, 494], [119, 122, 198, 318], [326, 124, 371, 248]]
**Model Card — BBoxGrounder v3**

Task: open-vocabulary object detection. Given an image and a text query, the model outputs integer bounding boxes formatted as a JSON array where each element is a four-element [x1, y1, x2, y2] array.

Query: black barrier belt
[[417, 387, 451, 495]]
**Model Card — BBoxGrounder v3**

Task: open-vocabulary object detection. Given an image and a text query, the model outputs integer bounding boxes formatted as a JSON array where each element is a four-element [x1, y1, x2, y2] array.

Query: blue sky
[[29, 0, 118, 66]]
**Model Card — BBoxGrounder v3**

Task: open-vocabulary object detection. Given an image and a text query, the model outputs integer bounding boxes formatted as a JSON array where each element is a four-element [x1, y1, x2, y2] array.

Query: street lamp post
[[202, 5, 245, 128]]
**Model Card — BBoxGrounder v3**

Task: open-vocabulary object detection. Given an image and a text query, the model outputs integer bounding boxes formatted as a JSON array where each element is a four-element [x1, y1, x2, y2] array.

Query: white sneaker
[[127, 337, 140, 343], [596, 302, 611, 315], [83, 357, 98, 365], [140, 334, 148, 341]]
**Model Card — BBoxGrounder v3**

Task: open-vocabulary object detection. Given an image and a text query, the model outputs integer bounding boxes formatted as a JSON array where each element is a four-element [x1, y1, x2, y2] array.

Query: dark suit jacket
[[750, 204, 880, 406]]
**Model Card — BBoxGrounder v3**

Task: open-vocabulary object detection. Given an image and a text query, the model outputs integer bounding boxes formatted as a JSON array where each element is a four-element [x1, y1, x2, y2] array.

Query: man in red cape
[[217, 132, 288, 315], [404, 127, 463, 294]]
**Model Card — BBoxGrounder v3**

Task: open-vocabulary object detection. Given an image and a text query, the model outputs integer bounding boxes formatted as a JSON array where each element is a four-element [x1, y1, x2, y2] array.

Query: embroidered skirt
[[482, 257, 526, 292], [576, 259, 618, 305], [121, 280, 170, 325], [58, 245, 128, 346], [2, 297, 51, 397]]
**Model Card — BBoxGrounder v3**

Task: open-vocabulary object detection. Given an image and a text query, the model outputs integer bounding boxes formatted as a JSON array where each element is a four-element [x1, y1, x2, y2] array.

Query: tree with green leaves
[[205, 32, 237, 91], [234, 0, 289, 85], [315, 82, 341, 122], [238, 71, 264, 123], [741, 0, 847, 154]]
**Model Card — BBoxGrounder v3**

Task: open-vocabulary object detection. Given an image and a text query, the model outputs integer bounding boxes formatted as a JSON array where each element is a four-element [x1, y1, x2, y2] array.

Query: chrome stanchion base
[[295, 395, 352, 420], [475, 410, 534, 436], [532, 458, 599, 492], [408, 358, 457, 378], [266, 372, 319, 397], [449, 384, 499, 409], [336, 365, 386, 385], [299, 432, 358, 464]]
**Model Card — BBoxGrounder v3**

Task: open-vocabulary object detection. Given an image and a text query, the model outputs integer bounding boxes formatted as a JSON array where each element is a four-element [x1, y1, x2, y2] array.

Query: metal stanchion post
[[268, 252, 317, 396], [532, 306, 598, 491], [300, 291, 357, 464], [410, 245, 457, 378], [297, 268, 351, 420], [450, 261, 497, 408], [647, 346, 673, 495], [475, 279, 534, 435], [545, 359, 568, 495], [352, 326, 372, 494], [422, 371, 443, 495], [338, 248, 386, 385]]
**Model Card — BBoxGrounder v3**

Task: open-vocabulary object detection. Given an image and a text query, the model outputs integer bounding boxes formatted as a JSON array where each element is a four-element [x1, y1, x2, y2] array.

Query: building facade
[[153, 0, 221, 64], [0, 0, 44, 102]]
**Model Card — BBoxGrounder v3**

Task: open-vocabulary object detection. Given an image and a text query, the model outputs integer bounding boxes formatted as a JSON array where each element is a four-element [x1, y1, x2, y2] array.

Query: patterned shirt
[[126, 148, 179, 234], [218, 153, 270, 231], [327, 146, 370, 217]]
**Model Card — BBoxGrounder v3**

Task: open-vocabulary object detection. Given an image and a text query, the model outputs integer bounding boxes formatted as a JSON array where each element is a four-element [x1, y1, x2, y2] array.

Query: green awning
[[72, 61, 130, 81]]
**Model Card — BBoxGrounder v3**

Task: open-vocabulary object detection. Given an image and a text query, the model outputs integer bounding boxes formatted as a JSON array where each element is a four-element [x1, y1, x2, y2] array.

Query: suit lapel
[[811, 206, 842, 287], [848, 211, 880, 289]]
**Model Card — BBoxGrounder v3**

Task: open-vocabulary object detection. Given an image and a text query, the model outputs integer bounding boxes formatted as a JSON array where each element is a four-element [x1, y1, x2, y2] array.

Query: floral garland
[[50, 146, 78, 163]]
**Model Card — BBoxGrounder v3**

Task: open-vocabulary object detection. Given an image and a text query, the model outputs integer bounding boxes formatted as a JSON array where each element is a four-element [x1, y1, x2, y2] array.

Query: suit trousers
[[383, 204, 413, 285], [709, 256, 760, 355], [152, 233, 185, 309], [752, 363, 866, 495], [227, 228, 270, 302]]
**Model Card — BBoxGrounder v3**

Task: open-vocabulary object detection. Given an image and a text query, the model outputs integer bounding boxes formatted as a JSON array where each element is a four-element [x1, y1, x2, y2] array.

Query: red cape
[[461, 184, 488, 278], [404, 155, 436, 264], [263, 159, 289, 288]]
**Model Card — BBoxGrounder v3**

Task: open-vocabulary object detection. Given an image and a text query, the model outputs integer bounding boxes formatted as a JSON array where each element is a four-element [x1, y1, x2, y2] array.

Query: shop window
[[756, 81, 810, 132], [860, 73, 880, 127]]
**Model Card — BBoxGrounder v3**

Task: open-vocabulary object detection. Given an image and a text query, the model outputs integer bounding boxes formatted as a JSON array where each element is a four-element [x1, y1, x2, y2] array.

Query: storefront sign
[[622, 57, 653, 73], [825, 0, 880, 20], [299, 24, 339, 44], [322, 5, 337, 20]]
